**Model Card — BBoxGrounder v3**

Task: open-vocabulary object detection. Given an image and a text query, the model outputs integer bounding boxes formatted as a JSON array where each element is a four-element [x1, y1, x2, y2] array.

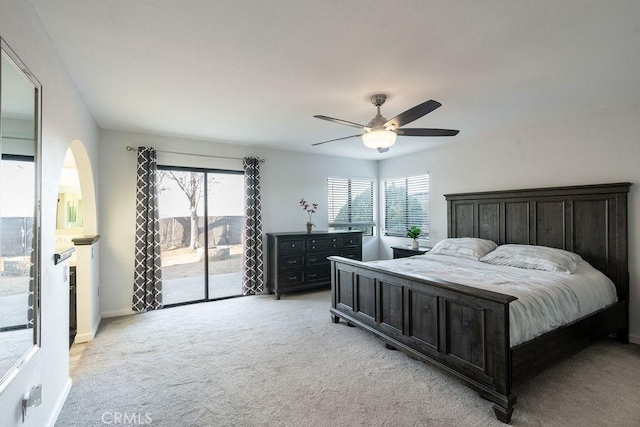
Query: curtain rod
[[125, 146, 265, 163]]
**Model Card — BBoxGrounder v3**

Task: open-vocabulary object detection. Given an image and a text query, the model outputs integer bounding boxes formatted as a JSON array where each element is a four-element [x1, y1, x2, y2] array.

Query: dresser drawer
[[340, 249, 360, 260], [278, 238, 305, 253], [278, 271, 304, 286], [341, 235, 361, 247], [307, 236, 340, 247], [307, 243, 339, 253], [307, 236, 339, 253], [279, 255, 304, 270], [306, 268, 331, 283], [306, 253, 330, 266]]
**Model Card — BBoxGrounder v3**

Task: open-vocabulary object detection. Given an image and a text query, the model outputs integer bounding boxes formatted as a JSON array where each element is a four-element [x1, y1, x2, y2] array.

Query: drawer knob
[[288, 276, 296, 280], [288, 260, 297, 264], [309, 257, 316, 262], [312, 246, 316, 249], [309, 273, 317, 278]]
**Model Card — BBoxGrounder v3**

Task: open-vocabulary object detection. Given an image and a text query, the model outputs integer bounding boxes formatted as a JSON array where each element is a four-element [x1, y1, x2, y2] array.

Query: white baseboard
[[92, 315, 101, 336], [74, 315, 103, 344], [74, 331, 95, 344], [100, 308, 135, 319], [629, 333, 640, 346], [100, 309, 136, 319], [46, 377, 72, 427]]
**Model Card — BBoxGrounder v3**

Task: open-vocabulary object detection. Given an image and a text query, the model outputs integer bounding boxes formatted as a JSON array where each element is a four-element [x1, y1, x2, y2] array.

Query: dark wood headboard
[[445, 182, 631, 301]]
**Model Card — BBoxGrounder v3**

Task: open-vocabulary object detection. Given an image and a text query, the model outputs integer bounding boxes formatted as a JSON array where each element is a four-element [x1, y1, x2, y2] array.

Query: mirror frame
[[0, 37, 42, 393]]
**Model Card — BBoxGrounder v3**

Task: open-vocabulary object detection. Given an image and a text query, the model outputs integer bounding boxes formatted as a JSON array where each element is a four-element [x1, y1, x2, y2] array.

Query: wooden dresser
[[266, 231, 363, 299]]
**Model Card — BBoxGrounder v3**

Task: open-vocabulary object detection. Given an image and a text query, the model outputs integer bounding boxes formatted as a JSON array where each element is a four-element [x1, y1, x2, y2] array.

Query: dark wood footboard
[[329, 256, 518, 422]]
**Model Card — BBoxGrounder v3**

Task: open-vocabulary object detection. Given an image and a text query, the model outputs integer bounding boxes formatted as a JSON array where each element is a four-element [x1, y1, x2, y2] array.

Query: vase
[[306, 223, 313, 234], [411, 240, 419, 250]]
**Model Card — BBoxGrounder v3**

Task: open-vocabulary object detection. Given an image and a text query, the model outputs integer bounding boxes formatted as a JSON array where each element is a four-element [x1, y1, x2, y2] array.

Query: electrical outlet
[[63, 265, 68, 282], [22, 384, 42, 422]]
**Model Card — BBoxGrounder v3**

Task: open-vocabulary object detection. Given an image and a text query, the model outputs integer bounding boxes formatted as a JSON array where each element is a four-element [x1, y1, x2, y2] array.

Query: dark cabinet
[[391, 245, 431, 259], [69, 265, 77, 348], [267, 231, 363, 299]]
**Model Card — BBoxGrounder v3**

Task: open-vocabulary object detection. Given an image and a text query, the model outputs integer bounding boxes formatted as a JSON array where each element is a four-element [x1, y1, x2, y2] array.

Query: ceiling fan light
[[362, 130, 396, 150]]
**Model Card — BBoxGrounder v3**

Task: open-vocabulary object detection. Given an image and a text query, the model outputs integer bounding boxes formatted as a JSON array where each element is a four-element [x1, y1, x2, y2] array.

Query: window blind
[[383, 174, 429, 237], [328, 177, 375, 234]]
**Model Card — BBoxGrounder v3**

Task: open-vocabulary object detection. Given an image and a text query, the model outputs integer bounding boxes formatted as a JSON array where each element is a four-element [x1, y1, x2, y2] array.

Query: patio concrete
[[163, 271, 243, 305], [0, 294, 29, 329]]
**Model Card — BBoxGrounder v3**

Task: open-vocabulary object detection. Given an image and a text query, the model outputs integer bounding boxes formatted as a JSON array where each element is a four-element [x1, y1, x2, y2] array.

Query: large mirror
[[0, 37, 42, 391]]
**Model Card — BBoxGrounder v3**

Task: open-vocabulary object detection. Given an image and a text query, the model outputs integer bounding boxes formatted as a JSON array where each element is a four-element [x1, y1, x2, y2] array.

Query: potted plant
[[300, 199, 318, 233], [407, 226, 421, 249]]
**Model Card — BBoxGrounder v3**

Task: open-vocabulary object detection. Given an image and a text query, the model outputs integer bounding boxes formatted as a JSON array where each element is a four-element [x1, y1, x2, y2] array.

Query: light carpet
[[56, 290, 640, 426]]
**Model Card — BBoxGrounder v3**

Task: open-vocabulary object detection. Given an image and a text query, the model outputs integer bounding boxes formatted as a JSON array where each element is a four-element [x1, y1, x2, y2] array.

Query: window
[[383, 174, 429, 238], [328, 177, 375, 236]]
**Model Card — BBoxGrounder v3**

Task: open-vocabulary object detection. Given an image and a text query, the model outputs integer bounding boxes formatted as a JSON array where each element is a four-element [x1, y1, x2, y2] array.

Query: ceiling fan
[[312, 94, 459, 153]]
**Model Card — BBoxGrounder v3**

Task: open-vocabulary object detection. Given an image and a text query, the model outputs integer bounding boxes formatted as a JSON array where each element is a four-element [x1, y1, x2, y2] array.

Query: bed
[[328, 182, 631, 423]]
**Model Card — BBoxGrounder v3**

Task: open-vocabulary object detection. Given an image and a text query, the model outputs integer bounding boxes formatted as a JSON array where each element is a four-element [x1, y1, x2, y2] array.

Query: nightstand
[[391, 245, 432, 259]]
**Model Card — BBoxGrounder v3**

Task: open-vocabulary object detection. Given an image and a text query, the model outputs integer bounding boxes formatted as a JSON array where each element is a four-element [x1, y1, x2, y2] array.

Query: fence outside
[[1, 217, 34, 257], [159, 215, 243, 249]]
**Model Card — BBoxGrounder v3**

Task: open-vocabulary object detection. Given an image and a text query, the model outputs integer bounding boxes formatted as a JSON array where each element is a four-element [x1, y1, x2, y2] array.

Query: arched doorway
[[56, 140, 99, 350]]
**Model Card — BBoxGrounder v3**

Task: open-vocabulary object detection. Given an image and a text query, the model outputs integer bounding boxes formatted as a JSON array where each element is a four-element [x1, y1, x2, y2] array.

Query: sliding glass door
[[206, 172, 244, 300], [158, 166, 244, 306], [158, 169, 205, 305]]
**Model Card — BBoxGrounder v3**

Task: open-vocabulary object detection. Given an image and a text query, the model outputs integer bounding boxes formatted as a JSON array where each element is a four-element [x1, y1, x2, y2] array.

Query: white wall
[[98, 129, 378, 317], [74, 242, 101, 343], [0, 1, 100, 426], [378, 101, 640, 344]]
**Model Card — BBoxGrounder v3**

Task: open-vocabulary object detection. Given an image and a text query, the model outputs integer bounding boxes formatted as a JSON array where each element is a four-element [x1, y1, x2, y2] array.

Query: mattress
[[367, 254, 617, 347]]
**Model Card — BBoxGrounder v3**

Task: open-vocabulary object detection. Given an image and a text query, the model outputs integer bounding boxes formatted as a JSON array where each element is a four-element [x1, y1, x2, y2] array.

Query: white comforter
[[367, 254, 617, 347]]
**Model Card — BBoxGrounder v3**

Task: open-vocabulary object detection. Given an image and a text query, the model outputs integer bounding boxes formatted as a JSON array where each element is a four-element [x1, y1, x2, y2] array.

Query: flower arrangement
[[300, 198, 318, 227]]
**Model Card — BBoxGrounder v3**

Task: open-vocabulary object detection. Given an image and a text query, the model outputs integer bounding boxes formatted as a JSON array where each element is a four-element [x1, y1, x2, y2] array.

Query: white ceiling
[[27, 0, 640, 160]]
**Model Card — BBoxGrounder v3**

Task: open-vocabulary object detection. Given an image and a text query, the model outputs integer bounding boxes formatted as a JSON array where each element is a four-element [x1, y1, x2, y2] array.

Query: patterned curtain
[[242, 157, 264, 295], [132, 147, 163, 312]]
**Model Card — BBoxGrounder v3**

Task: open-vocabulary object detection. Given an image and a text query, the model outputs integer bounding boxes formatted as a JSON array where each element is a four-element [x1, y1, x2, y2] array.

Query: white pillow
[[429, 238, 498, 261], [480, 244, 583, 274]]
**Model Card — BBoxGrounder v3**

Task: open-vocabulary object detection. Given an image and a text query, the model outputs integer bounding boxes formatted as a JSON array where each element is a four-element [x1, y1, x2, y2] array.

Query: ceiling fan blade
[[397, 128, 459, 137], [384, 100, 441, 129], [314, 115, 366, 129], [312, 133, 363, 146]]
